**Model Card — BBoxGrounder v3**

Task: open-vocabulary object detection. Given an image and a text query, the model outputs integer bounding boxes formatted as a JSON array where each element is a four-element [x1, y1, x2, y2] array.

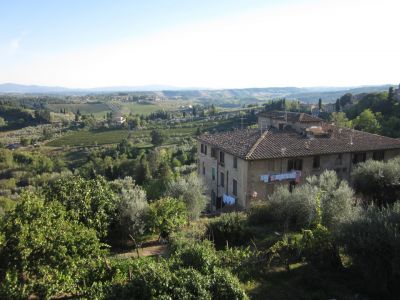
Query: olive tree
[[0, 193, 106, 299], [166, 173, 207, 220]]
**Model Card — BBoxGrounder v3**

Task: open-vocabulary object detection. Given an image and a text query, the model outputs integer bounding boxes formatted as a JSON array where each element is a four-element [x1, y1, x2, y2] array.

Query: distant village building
[[197, 111, 400, 211], [112, 113, 126, 126]]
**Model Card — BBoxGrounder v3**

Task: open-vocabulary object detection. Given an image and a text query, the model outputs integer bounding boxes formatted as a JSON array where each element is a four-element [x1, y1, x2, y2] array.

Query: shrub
[[0, 193, 107, 299], [43, 175, 117, 239], [166, 173, 207, 220], [172, 240, 219, 274], [209, 268, 249, 300], [266, 185, 317, 231], [247, 199, 274, 226], [336, 203, 400, 298], [148, 197, 187, 240], [351, 157, 400, 206], [307, 170, 357, 230], [207, 212, 251, 248], [112, 177, 149, 245]]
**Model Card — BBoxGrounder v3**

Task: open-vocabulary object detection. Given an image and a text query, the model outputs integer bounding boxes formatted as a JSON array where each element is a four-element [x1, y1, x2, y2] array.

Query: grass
[[47, 103, 111, 115], [46, 127, 197, 147], [121, 102, 162, 115]]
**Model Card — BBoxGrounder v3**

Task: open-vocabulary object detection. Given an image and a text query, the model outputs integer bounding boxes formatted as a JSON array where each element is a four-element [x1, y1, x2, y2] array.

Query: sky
[[0, 0, 399, 89]]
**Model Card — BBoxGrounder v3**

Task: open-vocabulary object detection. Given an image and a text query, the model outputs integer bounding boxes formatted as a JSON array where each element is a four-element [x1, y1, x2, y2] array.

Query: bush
[[112, 177, 149, 245], [148, 197, 187, 240], [0, 193, 107, 299], [207, 212, 252, 248], [172, 240, 219, 274], [307, 170, 357, 230], [247, 199, 275, 226], [352, 157, 400, 206], [266, 185, 317, 231], [166, 173, 207, 220], [43, 175, 117, 239], [336, 203, 400, 298]]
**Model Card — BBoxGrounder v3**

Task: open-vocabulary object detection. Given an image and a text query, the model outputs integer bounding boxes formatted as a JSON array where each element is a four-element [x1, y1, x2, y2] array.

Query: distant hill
[[0, 83, 395, 103]]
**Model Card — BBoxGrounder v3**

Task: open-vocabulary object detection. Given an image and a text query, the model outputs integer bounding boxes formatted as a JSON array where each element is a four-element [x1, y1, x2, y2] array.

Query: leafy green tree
[[166, 173, 207, 220], [335, 99, 340, 112], [339, 93, 353, 108], [0, 193, 106, 299], [150, 129, 166, 146], [337, 203, 400, 298], [330, 112, 352, 128], [136, 155, 152, 184], [353, 109, 381, 133], [351, 157, 400, 206], [113, 177, 149, 243], [148, 197, 187, 240], [43, 175, 117, 239]]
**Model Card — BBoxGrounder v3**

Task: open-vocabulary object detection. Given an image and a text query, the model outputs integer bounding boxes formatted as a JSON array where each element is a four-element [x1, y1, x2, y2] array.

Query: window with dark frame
[[212, 167, 216, 180], [211, 148, 217, 158], [373, 151, 384, 161], [202, 162, 205, 175], [313, 155, 320, 169], [287, 159, 303, 171], [204, 145, 207, 155], [220, 172, 225, 187], [233, 156, 237, 169], [335, 153, 343, 165], [220, 151, 225, 164], [200, 144, 204, 154], [352, 152, 366, 164], [233, 179, 237, 196]]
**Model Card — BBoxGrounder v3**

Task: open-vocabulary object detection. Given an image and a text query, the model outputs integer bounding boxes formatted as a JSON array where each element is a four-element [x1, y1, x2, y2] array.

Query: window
[[233, 157, 238, 169], [211, 148, 217, 158], [352, 152, 366, 164], [288, 159, 303, 171], [373, 151, 384, 161], [200, 144, 204, 154], [219, 151, 225, 164], [233, 179, 237, 196], [220, 172, 225, 187], [279, 123, 284, 130], [204, 145, 208, 155], [202, 162, 205, 175], [212, 167, 216, 180], [312, 156, 320, 169], [335, 154, 343, 165]]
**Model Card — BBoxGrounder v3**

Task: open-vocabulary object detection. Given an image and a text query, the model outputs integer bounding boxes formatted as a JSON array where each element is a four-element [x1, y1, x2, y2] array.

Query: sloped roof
[[258, 111, 323, 123], [197, 124, 400, 160]]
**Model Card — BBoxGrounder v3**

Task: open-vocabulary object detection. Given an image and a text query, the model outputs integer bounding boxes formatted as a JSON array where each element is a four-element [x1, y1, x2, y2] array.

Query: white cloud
[[9, 38, 21, 52], [2, 0, 400, 88]]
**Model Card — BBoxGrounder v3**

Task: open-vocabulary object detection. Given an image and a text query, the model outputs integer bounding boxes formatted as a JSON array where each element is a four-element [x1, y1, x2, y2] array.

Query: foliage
[[112, 177, 149, 243], [150, 129, 167, 146], [353, 108, 381, 133], [329, 112, 352, 128], [166, 172, 207, 220], [207, 212, 251, 248], [336, 203, 400, 298], [0, 193, 107, 299], [307, 170, 357, 230], [148, 197, 187, 239], [351, 157, 400, 206], [300, 225, 342, 270], [43, 175, 117, 239], [266, 185, 317, 231], [172, 240, 219, 274]]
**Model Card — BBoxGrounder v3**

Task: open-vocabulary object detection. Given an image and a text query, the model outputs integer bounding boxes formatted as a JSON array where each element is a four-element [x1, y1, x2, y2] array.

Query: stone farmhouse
[[197, 111, 400, 211]]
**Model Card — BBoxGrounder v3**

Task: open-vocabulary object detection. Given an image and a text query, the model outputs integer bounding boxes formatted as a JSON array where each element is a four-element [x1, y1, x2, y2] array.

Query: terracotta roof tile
[[197, 117, 400, 160]]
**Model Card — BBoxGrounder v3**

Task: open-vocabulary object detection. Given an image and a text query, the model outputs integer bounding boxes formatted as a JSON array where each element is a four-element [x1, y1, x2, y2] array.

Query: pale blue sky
[[1, 0, 399, 88]]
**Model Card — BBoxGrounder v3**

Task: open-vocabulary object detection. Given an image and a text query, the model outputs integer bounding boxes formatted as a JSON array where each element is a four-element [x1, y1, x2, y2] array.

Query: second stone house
[[197, 111, 400, 211]]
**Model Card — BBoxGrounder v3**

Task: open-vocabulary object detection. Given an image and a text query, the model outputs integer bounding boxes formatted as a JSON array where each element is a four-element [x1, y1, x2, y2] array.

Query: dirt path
[[115, 244, 169, 259]]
